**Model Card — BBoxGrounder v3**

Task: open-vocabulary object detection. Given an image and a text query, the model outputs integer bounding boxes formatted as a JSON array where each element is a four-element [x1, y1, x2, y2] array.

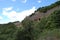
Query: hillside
[[0, 1, 60, 40], [27, 1, 60, 21]]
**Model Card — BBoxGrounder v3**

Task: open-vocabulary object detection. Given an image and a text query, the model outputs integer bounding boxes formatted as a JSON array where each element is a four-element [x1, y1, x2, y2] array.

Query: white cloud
[[0, 16, 3, 20], [12, 0, 16, 2], [3, 7, 13, 11], [37, 0, 41, 3], [2, 6, 36, 23], [22, 0, 27, 3]]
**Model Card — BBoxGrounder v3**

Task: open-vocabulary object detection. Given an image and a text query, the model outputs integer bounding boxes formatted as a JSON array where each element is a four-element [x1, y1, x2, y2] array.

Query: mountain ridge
[[23, 1, 60, 22]]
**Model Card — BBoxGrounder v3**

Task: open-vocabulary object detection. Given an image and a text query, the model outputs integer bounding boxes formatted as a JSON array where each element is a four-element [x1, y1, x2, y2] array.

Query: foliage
[[0, 1, 60, 40], [0, 23, 17, 40], [36, 1, 60, 13], [16, 19, 34, 40], [31, 10, 60, 40], [45, 10, 60, 29], [29, 13, 35, 17]]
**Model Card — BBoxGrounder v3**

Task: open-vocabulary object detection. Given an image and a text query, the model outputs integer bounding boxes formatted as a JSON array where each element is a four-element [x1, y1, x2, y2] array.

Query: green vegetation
[[33, 10, 60, 40], [29, 1, 60, 17], [0, 1, 60, 40], [36, 1, 60, 13], [29, 13, 35, 17], [20, 9, 60, 40], [0, 23, 17, 40], [16, 19, 34, 40]]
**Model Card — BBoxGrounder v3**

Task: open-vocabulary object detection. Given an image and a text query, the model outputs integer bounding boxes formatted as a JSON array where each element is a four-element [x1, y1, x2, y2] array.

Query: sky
[[0, 0, 57, 24]]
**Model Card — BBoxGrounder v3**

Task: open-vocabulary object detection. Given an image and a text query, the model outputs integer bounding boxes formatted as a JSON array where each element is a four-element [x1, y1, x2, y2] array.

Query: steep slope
[[27, 1, 60, 21], [21, 9, 60, 40], [35, 10, 60, 40], [0, 1, 60, 40], [21, 1, 60, 40]]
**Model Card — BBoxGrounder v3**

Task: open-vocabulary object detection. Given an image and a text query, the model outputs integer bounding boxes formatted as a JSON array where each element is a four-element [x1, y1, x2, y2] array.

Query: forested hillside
[[0, 1, 60, 40]]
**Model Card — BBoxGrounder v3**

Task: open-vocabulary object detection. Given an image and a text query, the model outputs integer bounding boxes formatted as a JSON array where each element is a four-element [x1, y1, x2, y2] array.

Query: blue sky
[[0, 0, 57, 24]]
